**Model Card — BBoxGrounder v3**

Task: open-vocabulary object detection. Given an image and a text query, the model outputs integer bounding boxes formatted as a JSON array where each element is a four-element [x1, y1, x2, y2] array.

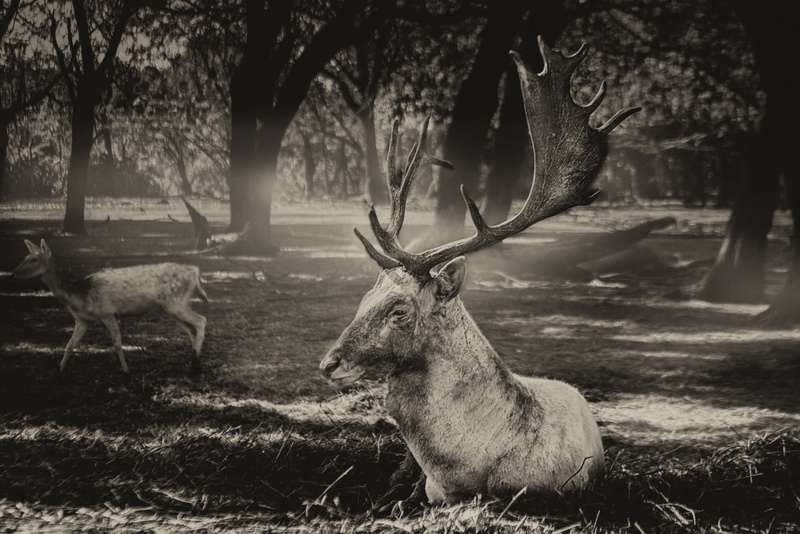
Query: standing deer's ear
[[40, 240, 52, 259], [24, 239, 40, 254], [430, 256, 467, 301]]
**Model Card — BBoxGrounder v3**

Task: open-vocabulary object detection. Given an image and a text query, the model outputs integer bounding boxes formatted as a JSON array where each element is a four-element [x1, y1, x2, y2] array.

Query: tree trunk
[[175, 145, 192, 197], [0, 119, 8, 200], [243, 149, 278, 254], [699, 0, 800, 303], [432, 1, 528, 242], [98, 111, 119, 196], [699, 110, 782, 303], [165, 132, 192, 196], [228, 57, 259, 232], [359, 111, 387, 204], [481, 4, 568, 225], [303, 135, 316, 199], [480, 76, 526, 225], [62, 89, 96, 234], [238, 122, 283, 255], [336, 142, 350, 197], [757, 148, 800, 323]]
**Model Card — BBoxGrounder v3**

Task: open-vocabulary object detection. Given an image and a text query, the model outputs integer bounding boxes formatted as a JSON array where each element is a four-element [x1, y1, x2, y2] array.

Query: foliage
[[565, 0, 763, 204], [0, 0, 773, 207], [5, 100, 69, 197]]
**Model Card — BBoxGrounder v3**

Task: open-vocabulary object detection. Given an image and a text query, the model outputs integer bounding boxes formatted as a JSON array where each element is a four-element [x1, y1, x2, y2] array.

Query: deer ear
[[24, 239, 40, 254], [40, 240, 52, 259], [431, 256, 467, 301]]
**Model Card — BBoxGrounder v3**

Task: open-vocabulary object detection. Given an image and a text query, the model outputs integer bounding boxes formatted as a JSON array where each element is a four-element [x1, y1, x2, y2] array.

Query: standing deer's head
[[13, 239, 53, 279], [320, 38, 638, 388]]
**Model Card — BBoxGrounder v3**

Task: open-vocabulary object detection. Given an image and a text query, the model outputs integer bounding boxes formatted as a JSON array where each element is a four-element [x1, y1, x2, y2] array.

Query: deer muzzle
[[320, 350, 364, 388], [12, 265, 36, 279]]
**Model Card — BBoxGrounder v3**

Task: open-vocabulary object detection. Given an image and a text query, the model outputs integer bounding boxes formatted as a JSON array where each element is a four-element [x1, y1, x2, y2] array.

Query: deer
[[12, 239, 209, 376], [319, 38, 639, 505]]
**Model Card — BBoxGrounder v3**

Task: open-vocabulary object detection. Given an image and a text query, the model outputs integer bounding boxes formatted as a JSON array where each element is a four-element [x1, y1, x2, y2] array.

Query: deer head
[[13, 239, 53, 279], [321, 39, 639, 388], [320, 257, 467, 388]]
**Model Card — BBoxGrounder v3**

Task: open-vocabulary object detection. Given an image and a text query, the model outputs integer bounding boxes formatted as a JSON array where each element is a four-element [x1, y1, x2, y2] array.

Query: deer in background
[[12, 239, 209, 375], [320, 38, 639, 504]]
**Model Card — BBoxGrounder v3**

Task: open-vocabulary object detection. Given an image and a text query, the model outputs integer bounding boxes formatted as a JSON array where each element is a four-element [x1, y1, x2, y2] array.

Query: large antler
[[357, 37, 640, 280]]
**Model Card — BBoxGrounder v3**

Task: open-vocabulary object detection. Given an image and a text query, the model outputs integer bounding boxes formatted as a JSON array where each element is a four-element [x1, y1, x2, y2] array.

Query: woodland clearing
[[1, 198, 798, 533]]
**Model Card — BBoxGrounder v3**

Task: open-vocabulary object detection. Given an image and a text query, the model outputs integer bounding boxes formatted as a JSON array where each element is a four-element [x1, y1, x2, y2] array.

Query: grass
[[1, 198, 799, 532], [1, 425, 798, 531]]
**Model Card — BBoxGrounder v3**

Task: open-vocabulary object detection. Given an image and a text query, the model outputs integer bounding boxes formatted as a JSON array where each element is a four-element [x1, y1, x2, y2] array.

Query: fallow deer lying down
[[320, 39, 639, 504], [12, 239, 209, 375]]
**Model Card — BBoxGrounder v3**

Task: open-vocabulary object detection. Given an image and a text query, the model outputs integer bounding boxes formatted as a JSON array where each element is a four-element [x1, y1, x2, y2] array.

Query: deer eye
[[30, 258, 38, 263], [390, 308, 408, 319]]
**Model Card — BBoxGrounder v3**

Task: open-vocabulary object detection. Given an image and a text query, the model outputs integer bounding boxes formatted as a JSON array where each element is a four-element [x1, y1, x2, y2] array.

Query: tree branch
[[49, 13, 77, 100], [71, 0, 96, 77], [0, 0, 21, 41], [9, 72, 65, 116], [97, 0, 142, 75]]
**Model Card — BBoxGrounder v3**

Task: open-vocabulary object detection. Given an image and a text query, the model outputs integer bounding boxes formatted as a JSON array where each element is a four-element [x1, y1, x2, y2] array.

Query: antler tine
[[354, 227, 401, 270], [355, 44, 637, 280], [396, 39, 639, 277], [460, 185, 490, 235], [584, 80, 607, 114], [598, 106, 641, 135], [381, 117, 431, 239], [356, 117, 434, 271], [556, 40, 589, 79], [386, 119, 401, 189], [401, 116, 431, 186]]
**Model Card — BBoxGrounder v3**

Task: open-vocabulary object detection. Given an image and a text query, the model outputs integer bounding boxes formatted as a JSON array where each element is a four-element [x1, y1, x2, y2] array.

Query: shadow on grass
[[0, 420, 407, 516]]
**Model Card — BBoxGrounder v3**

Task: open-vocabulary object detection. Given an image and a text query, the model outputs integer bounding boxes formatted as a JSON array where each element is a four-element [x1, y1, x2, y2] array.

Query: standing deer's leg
[[166, 306, 206, 374], [60, 318, 89, 372], [172, 318, 196, 347], [99, 316, 128, 374]]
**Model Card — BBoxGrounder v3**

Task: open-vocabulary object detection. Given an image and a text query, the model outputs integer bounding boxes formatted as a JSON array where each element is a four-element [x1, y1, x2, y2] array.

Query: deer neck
[[39, 263, 89, 310], [386, 299, 542, 458]]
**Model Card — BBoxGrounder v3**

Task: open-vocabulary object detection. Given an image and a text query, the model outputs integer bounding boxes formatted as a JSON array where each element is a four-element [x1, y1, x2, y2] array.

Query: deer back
[[75, 264, 202, 318]]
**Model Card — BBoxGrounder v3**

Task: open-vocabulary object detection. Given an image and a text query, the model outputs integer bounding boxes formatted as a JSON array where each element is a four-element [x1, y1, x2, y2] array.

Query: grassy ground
[[1, 197, 799, 532]]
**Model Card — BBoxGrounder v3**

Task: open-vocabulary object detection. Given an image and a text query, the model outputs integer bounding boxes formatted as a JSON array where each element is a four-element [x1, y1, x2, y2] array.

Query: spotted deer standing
[[320, 39, 639, 504], [12, 239, 209, 375]]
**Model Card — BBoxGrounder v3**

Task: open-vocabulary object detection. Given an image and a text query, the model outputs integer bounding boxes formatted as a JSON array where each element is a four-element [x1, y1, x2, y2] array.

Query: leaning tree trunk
[[358, 111, 388, 205], [62, 90, 97, 235]]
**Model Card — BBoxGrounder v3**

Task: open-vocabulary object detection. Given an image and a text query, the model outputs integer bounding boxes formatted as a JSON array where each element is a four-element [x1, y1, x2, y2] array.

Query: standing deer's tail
[[194, 270, 209, 303]]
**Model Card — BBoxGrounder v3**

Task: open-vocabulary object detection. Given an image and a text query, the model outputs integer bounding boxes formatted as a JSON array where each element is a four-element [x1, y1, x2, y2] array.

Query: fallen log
[[471, 216, 714, 279]]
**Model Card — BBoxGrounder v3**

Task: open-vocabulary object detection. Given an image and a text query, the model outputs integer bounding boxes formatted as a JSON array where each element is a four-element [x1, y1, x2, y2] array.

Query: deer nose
[[320, 352, 341, 379]]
